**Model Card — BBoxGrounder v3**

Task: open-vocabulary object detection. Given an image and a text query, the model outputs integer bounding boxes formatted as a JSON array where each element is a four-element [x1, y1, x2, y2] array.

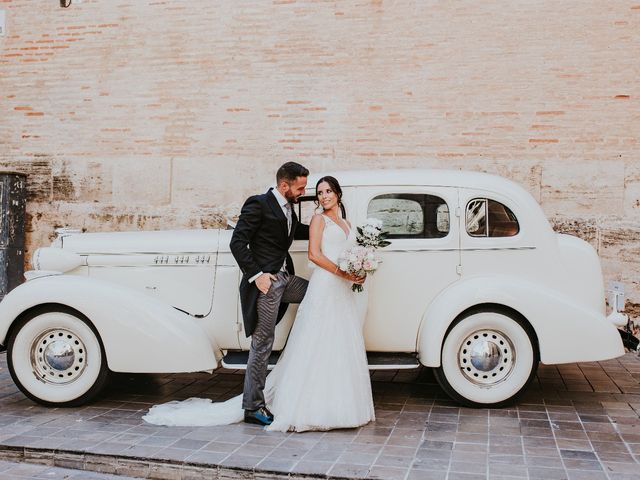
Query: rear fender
[[417, 275, 624, 367], [0, 275, 220, 373]]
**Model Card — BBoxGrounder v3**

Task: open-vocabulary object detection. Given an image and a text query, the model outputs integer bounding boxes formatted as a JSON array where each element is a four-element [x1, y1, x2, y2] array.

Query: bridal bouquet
[[338, 218, 391, 292]]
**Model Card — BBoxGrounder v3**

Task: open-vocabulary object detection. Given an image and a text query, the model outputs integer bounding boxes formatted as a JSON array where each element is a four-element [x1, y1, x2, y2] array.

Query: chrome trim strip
[[461, 246, 536, 251], [74, 251, 218, 256], [293, 247, 536, 253], [378, 248, 459, 253], [291, 248, 459, 253]]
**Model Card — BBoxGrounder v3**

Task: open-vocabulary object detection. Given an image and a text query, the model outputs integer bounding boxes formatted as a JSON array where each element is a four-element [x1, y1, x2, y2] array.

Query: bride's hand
[[342, 271, 365, 284], [352, 274, 366, 285]]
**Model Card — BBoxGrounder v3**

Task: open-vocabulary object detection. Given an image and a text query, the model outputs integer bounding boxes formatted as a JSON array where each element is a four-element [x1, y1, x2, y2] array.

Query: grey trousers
[[242, 271, 308, 410]]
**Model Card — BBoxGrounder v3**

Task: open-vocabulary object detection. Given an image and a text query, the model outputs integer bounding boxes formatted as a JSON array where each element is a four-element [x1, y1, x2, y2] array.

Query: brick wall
[[1, 0, 639, 313]]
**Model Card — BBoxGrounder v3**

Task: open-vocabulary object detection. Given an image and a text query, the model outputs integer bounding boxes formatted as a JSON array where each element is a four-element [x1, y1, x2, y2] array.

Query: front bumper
[[607, 311, 628, 327]]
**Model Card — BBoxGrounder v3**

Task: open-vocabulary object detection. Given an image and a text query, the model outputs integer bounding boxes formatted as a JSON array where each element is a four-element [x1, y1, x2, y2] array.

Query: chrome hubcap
[[31, 329, 87, 384], [459, 330, 515, 385], [44, 341, 75, 370]]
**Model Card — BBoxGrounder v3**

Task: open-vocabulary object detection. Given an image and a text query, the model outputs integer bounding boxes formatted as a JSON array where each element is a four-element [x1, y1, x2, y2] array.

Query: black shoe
[[244, 407, 274, 426]]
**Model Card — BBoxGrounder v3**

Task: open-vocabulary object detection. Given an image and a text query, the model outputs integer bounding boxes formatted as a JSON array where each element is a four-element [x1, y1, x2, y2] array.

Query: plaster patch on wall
[[550, 217, 599, 247], [598, 223, 640, 305], [52, 174, 76, 201], [0, 160, 52, 203], [52, 160, 113, 202], [624, 160, 640, 219], [625, 301, 640, 320]]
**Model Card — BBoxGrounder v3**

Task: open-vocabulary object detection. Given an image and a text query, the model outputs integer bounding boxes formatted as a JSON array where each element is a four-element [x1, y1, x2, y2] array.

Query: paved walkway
[[0, 351, 639, 479]]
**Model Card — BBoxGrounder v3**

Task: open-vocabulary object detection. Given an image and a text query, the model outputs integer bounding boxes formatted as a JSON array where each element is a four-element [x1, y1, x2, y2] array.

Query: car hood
[[58, 229, 222, 254]]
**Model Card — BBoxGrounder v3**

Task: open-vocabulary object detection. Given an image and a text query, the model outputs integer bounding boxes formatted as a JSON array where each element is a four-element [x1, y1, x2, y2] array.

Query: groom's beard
[[285, 192, 302, 203]]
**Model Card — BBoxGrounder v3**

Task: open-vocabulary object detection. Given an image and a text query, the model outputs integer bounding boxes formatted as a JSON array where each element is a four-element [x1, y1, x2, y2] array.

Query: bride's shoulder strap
[[310, 213, 326, 227], [320, 213, 334, 225]]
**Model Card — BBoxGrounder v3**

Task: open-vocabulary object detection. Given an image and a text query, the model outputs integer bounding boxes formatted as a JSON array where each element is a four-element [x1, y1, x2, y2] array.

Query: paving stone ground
[[0, 460, 141, 479], [0, 351, 639, 479]]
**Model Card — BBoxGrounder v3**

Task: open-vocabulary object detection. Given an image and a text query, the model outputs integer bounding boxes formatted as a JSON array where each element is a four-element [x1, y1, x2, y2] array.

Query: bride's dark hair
[[315, 176, 346, 218]]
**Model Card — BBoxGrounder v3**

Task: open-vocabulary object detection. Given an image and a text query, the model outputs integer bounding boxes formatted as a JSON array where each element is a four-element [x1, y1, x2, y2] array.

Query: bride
[[143, 176, 375, 432]]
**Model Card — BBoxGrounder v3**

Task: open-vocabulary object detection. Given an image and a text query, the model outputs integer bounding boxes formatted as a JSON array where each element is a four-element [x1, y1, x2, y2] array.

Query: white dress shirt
[[248, 188, 291, 283], [271, 188, 292, 231]]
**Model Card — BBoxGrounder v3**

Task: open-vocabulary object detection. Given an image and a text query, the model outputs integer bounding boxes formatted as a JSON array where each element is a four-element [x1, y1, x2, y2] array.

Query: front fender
[[417, 275, 624, 367], [0, 275, 220, 373]]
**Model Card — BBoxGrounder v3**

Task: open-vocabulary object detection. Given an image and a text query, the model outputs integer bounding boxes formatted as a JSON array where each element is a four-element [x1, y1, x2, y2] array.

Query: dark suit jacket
[[230, 189, 309, 337]]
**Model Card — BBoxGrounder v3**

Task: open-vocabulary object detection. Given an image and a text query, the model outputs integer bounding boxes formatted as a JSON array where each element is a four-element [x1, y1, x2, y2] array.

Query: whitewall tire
[[7, 307, 109, 407], [434, 309, 538, 407]]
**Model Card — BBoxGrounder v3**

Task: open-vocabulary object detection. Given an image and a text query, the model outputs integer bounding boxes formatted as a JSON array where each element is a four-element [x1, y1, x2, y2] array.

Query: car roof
[[306, 168, 553, 239], [309, 168, 522, 191]]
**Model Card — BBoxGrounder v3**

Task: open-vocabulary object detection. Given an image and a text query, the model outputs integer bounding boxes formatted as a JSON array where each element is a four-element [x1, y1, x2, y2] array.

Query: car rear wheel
[[434, 310, 538, 407], [7, 307, 109, 407]]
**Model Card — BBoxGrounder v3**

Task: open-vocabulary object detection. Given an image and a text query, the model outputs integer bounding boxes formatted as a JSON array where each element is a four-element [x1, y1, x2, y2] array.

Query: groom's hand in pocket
[[256, 273, 278, 294]]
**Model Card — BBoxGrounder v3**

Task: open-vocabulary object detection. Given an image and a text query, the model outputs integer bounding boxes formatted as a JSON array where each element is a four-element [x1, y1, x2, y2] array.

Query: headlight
[[31, 248, 83, 273]]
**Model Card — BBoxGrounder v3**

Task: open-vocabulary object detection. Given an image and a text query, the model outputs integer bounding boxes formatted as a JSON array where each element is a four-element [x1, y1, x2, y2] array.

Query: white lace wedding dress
[[143, 214, 375, 432]]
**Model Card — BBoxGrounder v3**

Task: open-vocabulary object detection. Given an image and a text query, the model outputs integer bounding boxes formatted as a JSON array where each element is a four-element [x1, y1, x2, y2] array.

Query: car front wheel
[[7, 307, 109, 407], [434, 310, 538, 407]]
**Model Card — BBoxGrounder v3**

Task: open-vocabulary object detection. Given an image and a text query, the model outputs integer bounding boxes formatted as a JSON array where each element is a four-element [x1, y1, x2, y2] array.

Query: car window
[[291, 196, 319, 240], [295, 195, 318, 226], [466, 198, 519, 237], [367, 194, 449, 239]]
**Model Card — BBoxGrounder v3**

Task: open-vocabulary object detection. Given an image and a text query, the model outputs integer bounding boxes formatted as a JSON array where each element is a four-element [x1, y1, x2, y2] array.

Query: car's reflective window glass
[[293, 196, 318, 240], [466, 198, 519, 237], [436, 204, 450, 233], [367, 194, 449, 238], [296, 196, 318, 226]]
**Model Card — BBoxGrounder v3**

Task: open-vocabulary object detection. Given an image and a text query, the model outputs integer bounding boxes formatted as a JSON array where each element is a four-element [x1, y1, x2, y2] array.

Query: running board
[[367, 352, 420, 370], [221, 351, 420, 371]]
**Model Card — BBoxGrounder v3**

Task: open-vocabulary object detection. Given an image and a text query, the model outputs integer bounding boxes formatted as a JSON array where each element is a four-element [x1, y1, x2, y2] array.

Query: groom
[[230, 162, 310, 425]]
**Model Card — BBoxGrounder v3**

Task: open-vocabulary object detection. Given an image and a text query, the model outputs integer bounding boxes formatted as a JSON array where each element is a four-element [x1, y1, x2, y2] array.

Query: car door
[[354, 186, 461, 352], [236, 189, 333, 352], [459, 188, 538, 279]]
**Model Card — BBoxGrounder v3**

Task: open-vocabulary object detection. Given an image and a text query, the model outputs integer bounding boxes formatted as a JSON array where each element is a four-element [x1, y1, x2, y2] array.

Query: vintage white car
[[0, 170, 627, 408]]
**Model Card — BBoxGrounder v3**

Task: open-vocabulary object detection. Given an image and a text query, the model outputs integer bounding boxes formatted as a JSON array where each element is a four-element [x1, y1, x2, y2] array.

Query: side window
[[367, 194, 449, 239], [466, 199, 519, 237], [296, 196, 318, 226]]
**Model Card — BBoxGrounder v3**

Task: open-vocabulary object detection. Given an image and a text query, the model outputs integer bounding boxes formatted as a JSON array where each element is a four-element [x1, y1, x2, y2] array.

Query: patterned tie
[[284, 202, 292, 234]]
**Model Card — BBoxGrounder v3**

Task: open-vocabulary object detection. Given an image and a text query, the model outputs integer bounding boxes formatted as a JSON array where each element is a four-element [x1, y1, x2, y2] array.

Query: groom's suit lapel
[[266, 188, 289, 238]]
